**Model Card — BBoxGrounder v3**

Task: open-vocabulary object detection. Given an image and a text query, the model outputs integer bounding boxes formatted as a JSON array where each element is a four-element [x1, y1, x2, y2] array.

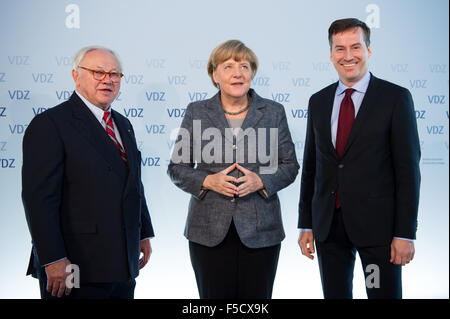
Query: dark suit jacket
[[298, 74, 421, 247], [22, 92, 154, 283], [168, 89, 299, 248]]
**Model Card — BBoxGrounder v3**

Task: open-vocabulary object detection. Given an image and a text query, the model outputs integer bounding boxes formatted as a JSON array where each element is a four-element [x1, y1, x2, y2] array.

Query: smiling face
[[330, 27, 372, 87], [72, 49, 121, 110], [213, 58, 252, 102]]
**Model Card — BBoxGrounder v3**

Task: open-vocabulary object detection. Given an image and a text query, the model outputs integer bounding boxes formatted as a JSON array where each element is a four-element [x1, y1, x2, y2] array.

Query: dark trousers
[[38, 271, 136, 299], [316, 209, 402, 299], [189, 221, 281, 299]]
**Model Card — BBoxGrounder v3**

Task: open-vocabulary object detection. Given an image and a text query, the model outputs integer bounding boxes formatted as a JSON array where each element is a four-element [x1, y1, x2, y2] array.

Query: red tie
[[102, 111, 128, 165], [335, 88, 355, 208]]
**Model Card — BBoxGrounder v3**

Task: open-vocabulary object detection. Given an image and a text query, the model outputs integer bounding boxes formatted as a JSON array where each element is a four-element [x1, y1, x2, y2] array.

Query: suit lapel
[[236, 90, 265, 143], [323, 83, 339, 159], [68, 93, 127, 180], [342, 74, 380, 157], [205, 92, 233, 143]]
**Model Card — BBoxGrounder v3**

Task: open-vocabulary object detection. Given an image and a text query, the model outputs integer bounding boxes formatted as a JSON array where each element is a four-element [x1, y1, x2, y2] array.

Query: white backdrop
[[0, 0, 448, 299]]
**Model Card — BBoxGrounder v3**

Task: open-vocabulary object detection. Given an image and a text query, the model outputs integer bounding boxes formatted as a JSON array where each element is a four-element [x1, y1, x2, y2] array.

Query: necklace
[[223, 104, 250, 115]]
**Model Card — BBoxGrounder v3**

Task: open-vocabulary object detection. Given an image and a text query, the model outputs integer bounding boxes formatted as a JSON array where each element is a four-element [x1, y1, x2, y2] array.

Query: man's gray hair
[[72, 45, 122, 72]]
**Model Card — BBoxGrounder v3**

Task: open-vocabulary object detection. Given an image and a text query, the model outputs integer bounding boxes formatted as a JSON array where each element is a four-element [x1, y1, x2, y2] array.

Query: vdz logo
[[56, 90, 71, 101], [55, 56, 72, 66], [32, 107, 48, 116], [427, 95, 446, 104], [272, 61, 291, 71], [145, 124, 166, 134], [32, 73, 54, 84], [429, 64, 447, 73], [123, 108, 144, 118], [8, 90, 30, 100], [0, 142, 6, 151], [271, 93, 290, 103], [167, 108, 186, 118], [409, 80, 427, 89], [0, 107, 6, 117], [123, 74, 144, 85], [188, 92, 207, 102], [391, 64, 409, 72], [145, 91, 166, 102], [146, 58, 165, 68], [426, 126, 444, 135], [8, 56, 30, 65], [9, 124, 28, 134], [252, 77, 270, 87], [141, 157, 161, 167], [415, 110, 426, 119], [189, 59, 207, 69], [168, 75, 187, 85], [312, 62, 331, 72], [1, 158, 15, 168], [0, 72, 5, 82], [292, 77, 311, 87], [291, 109, 308, 119], [115, 92, 122, 101]]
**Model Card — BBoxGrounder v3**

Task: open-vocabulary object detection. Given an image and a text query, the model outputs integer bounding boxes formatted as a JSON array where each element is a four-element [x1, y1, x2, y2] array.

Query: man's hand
[[45, 258, 72, 297], [235, 163, 264, 197], [202, 163, 238, 197], [139, 238, 152, 269], [298, 231, 315, 260], [390, 238, 415, 266]]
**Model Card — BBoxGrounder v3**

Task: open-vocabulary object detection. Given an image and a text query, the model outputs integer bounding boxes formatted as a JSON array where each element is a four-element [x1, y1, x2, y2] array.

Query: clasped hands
[[202, 163, 264, 197]]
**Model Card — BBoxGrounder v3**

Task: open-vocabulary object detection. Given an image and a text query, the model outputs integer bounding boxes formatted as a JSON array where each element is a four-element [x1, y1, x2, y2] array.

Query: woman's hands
[[202, 163, 264, 197]]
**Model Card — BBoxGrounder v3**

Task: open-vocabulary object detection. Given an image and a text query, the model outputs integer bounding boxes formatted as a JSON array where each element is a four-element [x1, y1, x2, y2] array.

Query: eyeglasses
[[78, 66, 123, 83]]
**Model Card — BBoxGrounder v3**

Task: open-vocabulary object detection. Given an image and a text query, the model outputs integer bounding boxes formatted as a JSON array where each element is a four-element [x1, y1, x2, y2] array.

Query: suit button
[[331, 191, 336, 195], [230, 198, 236, 203], [338, 164, 344, 168], [232, 145, 237, 150]]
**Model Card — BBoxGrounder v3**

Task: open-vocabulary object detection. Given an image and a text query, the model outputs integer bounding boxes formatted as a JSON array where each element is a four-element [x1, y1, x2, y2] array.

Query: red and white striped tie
[[102, 111, 128, 165]]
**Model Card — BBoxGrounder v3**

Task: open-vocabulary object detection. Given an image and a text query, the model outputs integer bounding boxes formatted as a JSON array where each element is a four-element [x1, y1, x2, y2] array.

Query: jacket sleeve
[[167, 103, 209, 199], [22, 112, 67, 267], [258, 104, 300, 198], [390, 88, 421, 239], [298, 97, 316, 229]]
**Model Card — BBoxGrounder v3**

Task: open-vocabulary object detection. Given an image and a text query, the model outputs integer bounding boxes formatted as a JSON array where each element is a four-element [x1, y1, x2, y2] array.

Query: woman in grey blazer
[[168, 40, 299, 298]]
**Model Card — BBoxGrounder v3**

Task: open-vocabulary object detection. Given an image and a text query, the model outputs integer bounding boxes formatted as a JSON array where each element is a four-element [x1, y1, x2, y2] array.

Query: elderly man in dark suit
[[22, 46, 154, 299], [298, 18, 421, 299], [168, 40, 299, 299]]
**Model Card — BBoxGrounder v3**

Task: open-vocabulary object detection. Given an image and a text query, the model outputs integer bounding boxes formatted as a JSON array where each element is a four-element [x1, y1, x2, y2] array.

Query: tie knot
[[103, 111, 111, 122], [345, 88, 355, 97]]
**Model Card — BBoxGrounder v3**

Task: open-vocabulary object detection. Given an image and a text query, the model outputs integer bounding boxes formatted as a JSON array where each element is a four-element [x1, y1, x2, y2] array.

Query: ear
[[72, 69, 79, 85], [367, 46, 372, 59], [212, 69, 218, 84]]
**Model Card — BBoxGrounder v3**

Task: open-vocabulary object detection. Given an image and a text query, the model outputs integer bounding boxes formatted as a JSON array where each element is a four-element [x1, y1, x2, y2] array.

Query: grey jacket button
[[338, 164, 344, 168]]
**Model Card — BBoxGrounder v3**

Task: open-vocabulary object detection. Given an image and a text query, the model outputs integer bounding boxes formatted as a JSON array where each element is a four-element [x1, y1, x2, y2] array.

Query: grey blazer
[[168, 89, 299, 248]]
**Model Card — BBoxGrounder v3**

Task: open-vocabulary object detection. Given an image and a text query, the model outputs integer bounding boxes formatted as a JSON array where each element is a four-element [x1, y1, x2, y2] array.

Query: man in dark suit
[[298, 18, 420, 298], [22, 46, 154, 299]]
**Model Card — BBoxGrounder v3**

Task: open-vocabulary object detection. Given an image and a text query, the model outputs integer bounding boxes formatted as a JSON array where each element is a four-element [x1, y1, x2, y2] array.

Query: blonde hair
[[207, 40, 258, 88]]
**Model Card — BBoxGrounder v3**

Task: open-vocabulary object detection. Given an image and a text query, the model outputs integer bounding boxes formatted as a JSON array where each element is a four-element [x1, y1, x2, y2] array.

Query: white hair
[[72, 45, 122, 72]]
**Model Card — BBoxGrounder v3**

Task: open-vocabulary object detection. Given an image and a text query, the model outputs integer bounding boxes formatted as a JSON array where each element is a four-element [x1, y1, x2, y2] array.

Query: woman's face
[[213, 58, 252, 101]]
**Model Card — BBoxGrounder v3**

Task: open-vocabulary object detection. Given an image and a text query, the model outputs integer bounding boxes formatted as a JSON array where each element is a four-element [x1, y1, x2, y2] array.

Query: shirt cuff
[[43, 257, 67, 267], [394, 237, 414, 242], [299, 228, 313, 232]]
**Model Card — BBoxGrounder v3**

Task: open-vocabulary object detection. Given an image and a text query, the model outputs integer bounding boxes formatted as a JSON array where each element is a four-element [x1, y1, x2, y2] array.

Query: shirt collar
[[336, 71, 371, 96], [75, 90, 111, 123]]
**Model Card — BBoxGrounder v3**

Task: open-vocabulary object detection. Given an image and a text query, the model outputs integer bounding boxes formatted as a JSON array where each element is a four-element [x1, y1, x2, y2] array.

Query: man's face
[[72, 49, 121, 110], [330, 27, 372, 87]]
